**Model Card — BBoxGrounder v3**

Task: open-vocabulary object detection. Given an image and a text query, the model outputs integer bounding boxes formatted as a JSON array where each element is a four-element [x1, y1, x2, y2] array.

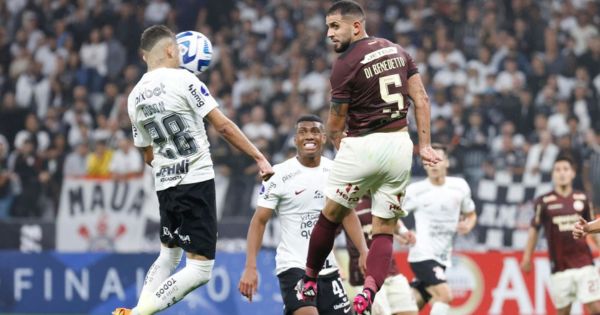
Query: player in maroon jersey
[[345, 197, 418, 315], [298, 2, 441, 314], [521, 156, 600, 315]]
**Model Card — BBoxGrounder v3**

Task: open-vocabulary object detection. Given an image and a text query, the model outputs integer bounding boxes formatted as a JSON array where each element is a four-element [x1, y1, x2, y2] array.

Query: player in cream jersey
[[239, 115, 367, 315], [114, 25, 273, 315], [128, 67, 216, 191], [402, 144, 477, 315]]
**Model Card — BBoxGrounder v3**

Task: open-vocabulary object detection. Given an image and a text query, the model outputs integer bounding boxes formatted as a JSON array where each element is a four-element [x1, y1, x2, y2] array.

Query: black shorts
[[409, 260, 447, 303], [156, 180, 217, 259], [278, 268, 352, 315]]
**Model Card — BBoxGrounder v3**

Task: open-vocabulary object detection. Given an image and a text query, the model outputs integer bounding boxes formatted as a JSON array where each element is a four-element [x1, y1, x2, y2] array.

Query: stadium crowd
[[0, 0, 598, 220]]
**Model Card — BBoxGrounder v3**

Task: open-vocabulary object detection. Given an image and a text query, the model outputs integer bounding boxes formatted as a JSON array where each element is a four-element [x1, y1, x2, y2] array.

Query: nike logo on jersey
[[295, 189, 306, 195], [343, 306, 352, 313]]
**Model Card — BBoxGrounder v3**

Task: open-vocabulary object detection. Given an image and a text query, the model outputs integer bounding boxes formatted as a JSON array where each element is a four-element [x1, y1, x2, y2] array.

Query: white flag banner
[[57, 177, 151, 252]]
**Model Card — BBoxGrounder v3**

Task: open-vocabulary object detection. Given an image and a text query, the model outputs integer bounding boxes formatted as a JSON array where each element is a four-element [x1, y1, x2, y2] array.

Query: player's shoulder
[[537, 191, 557, 205], [446, 176, 471, 191], [268, 158, 300, 184], [572, 190, 588, 201]]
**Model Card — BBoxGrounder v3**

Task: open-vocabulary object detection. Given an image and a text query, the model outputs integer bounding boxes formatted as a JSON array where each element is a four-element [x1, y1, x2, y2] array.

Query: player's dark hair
[[554, 155, 575, 168], [296, 114, 323, 126], [431, 143, 447, 154], [140, 25, 174, 51], [327, 1, 365, 19]]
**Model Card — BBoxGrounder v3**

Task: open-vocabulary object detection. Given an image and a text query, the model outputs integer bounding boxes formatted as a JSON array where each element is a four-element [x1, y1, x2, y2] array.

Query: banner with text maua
[[57, 177, 149, 252]]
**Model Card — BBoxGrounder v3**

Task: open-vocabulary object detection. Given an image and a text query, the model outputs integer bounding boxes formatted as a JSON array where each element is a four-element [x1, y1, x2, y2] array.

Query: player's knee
[[437, 288, 452, 303], [187, 259, 214, 287]]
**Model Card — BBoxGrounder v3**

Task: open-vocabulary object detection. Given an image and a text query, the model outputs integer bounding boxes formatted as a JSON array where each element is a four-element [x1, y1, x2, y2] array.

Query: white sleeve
[[256, 175, 281, 210], [402, 184, 419, 212], [460, 181, 475, 214], [127, 98, 152, 148], [183, 73, 218, 118]]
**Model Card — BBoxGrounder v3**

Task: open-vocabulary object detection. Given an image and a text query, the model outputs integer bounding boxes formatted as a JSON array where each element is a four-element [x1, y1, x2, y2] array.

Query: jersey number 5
[[379, 74, 405, 114], [143, 114, 198, 159]]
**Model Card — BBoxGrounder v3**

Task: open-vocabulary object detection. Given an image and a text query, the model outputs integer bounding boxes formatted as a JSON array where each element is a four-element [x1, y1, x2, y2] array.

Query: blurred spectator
[[102, 25, 126, 82], [86, 138, 113, 177], [525, 130, 559, 175], [583, 130, 600, 209], [0, 134, 13, 218], [242, 106, 275, 141], [15, 62, 50, 118], [79, 28, 107, 92], [14, 113, 50, 154], [63, 142, 89, 177], [547, 99, 571, 137], [10, 138, 44, 217], [109, 137, 143, 178]]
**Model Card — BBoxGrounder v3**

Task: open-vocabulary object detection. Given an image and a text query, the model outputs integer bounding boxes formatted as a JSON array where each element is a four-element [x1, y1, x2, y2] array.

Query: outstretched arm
[[407, 74, 442, 166], [342, 211, 368, 275], [239, 207, 273, 301], [205, 108, 274, 181]]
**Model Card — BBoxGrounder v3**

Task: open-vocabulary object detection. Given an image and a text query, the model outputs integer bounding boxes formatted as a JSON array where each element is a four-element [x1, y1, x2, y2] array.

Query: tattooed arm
[[327, 102, 348, 150]]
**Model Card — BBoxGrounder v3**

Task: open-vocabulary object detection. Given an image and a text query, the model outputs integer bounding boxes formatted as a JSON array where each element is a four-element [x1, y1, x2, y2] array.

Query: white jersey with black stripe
[[127, 68, 218, 191], [403, 176, 475, 267]]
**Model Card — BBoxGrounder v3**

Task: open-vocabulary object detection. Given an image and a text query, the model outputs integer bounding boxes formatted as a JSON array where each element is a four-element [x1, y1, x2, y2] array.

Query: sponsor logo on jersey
[[135, 83, 166, 105], [547, 203, 563, 210], [314, 190, 323, 199], [281, 170, 301, 183], [335, 184, 360, 203], [573, 200, 585, 211], [188, 84, 205, 107], [262, 182, 276, 199], [155, 159, 190, 178], [300, 212, 319, 239], [573, 193, 587, 200], [551, 214, 580, 231]]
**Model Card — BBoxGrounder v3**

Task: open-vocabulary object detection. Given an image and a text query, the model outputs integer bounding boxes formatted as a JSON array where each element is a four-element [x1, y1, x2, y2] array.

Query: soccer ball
[[176, 31, 213, 74]]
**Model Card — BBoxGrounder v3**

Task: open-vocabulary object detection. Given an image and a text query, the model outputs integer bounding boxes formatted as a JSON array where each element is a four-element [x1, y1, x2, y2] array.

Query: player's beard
[[334, 40, 351, 53]]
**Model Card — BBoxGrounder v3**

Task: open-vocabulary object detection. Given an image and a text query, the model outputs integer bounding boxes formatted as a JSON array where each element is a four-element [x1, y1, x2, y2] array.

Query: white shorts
[[325, 131, 413, 219], [549, 265, 600, 309], [354, 274, 418, 315]]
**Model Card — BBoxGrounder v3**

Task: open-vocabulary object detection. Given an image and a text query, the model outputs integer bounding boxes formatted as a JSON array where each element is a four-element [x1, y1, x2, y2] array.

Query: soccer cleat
[[295, 275, 318, 301], [353, 289, 373, 315], [112, 308, 132, 315]]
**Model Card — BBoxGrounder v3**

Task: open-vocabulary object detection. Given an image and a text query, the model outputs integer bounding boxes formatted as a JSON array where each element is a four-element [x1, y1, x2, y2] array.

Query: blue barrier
[[0, 251, 283, 315]]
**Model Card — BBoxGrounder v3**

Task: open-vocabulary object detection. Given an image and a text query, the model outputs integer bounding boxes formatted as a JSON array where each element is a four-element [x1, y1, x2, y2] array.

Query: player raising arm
[[402, 144, 477, 315], [113, 25, 273, 315], [298, 1, 441, 315], [238, 115, 366, 315], [521, 156, 600, 315]]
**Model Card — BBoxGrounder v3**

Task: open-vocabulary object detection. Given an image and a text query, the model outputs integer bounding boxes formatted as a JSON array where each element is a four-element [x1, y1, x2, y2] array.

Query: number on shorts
[[332, 278, 345, 298], [379, 74, 405, 112], [144, 113, 197, 158]]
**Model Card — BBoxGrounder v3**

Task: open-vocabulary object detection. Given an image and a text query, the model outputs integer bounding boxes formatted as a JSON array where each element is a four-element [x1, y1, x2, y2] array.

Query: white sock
[[133, 258, 214, 315], [139, 246, 183, 299], [430, 302, 450, 315]]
